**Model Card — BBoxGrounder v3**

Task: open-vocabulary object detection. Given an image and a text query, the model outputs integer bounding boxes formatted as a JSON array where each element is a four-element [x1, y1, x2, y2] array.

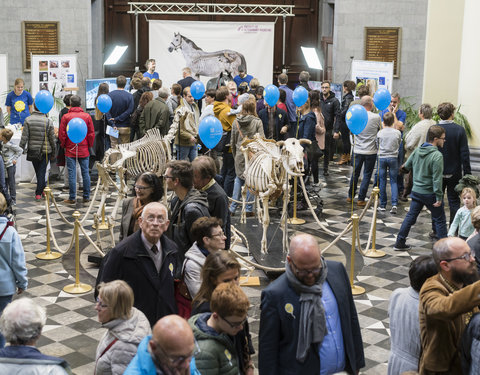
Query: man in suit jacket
[[100, 202, 178, 327], [258, 234, 364, 375]]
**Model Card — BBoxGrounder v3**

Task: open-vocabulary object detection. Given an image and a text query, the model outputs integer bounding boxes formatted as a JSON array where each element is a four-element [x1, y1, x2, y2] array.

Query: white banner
[[149, 20, 275, 90], [351, 60, 394, 96]]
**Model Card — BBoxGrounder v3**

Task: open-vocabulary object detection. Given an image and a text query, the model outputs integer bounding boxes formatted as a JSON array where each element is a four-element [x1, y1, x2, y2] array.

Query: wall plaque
[[22, 21, 59, 72], [364, 27, 401, 78]]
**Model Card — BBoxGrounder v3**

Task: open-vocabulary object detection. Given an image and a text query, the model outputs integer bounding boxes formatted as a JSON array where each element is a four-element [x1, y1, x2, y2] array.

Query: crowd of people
[[0, 58, 480, 374]]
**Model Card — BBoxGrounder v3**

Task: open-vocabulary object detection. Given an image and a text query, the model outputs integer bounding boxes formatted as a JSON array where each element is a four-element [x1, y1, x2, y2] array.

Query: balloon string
[[351, 135, 355, 216]]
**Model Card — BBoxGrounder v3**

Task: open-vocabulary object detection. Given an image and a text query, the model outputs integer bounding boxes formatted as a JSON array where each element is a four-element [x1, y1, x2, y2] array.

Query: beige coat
[[313, 107, 326, 150]]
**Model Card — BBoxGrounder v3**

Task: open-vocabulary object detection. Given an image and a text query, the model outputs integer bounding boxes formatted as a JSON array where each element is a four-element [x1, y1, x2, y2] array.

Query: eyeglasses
[[155, 341, 200, 366], [220, 315, 247, 329], [210, 231, 226, 238], [290, 259, 322, 278], [134, 184, 152, 190], [144, 216, 167, 224], [442, 251, 473, 262], [96, 297, 108, 309]]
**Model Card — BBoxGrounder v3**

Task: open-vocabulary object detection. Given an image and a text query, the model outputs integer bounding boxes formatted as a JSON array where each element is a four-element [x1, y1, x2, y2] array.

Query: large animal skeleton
[[96, 128, 171, 220], [240, 135, 311, 253]]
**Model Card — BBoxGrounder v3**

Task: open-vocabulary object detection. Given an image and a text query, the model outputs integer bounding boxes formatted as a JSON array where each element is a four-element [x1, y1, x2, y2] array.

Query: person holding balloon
[[5, 78, 33, 126], [58, 95, 95, 204], [333, 80, 356, 165], [19, 103, 56, 200]]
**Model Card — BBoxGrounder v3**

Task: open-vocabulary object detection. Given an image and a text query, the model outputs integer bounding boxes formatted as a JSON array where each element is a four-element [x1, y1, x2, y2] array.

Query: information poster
[[31, 54, 77, 97], [149, 20, 275, 90], [351, 60, 394, 97]]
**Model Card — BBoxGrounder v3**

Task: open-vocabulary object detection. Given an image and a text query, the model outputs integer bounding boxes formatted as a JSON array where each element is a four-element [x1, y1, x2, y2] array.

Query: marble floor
[[13, 162, 441, 374]]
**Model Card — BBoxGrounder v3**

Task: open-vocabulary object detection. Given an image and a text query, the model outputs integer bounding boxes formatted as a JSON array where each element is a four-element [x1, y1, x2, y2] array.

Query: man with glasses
[[259, 233, 364, 375], [419, 237, 480, 374], [189, 281, 250, 374], [99, 202, 178, 327], [165, 160, 210, 267], [394, 125, 448, 251], [320, 80, 340, 176], [125, 314, 200, 375]]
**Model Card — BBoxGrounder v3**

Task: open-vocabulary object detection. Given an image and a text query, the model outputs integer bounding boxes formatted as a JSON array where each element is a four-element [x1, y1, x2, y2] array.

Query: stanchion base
[[364, 249, 386, 258], [92, 222, 111, 230], [63, 283, 93, 294], [288, 218, 306, 225], [351, 285, 366, 295], [36, 251, 62, 260]]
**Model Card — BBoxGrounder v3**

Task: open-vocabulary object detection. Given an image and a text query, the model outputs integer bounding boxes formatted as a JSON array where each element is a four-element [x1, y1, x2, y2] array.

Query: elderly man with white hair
[[0, 297, 72, 374]]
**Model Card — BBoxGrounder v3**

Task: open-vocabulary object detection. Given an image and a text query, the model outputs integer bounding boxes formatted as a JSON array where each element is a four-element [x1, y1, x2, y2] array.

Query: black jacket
[[437, 121, 471, 176], [99, 230, 178, 327], [169, 188, 210, 259], [258, 107, 289, 141], [320, 91, 341, 131], [334, 91, 354, 133], [461, 312, 480, 374], [178, 76, 196, 90], [204, 181, 231, 250], [259, 260, 365, 375]]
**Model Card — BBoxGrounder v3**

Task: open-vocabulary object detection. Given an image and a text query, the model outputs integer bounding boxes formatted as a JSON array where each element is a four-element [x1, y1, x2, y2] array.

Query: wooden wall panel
[[104, 0, 319, 86]]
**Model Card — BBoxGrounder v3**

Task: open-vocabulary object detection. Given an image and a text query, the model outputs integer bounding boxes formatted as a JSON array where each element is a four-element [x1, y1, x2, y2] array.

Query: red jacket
[[59, 107, 95, 158]]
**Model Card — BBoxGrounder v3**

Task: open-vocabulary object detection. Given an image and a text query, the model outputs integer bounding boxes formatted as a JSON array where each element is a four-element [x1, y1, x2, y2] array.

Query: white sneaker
[[377, 207, 386, 212], [390, 206, 397, 214]]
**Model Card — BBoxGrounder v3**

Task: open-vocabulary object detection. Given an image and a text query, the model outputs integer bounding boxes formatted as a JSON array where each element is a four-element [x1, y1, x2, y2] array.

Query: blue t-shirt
[[5, 90, 33, 125], [143, 71, 159, 80], [233, 74, 253, 87], [380, 108, 406, 125]]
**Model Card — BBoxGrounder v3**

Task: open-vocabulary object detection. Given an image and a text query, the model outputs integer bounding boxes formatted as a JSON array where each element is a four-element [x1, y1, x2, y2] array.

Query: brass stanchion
[[288, 176, 305, 225], [349, 214, 365, 295], [92, 203, 110, 230], [63, 211, 92, 294], [365, 187, 386, 258], [36, 187, 62, 260]]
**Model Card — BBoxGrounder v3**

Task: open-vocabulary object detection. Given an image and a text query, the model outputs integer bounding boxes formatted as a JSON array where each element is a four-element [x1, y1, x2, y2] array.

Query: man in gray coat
[[347, 96, 382, 206]]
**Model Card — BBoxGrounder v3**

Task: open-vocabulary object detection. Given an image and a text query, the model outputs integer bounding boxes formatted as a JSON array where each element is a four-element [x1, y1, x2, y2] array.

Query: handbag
[[174, 267, 193, 319], [306, 140, 323, 160]]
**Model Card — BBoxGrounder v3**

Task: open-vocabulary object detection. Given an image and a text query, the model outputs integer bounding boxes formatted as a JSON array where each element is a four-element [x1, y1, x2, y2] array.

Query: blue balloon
[[373, 88, 391, 111], [292, 86, 308, 107], [67, 117, 88, 143], [190, 81, 206, 100], [35, 90, 54, 114], [345, 104, 368, 135], [198, 116, 222, 149], [97, 94, 112, 113], [264, 84, 280, 107]]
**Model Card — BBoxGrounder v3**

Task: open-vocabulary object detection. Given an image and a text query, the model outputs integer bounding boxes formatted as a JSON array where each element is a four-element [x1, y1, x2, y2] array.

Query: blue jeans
[[0, 295, 12, 347], [348, 153, 377, 201], [378, 157, 398, 207], [177, 145, 197, 162], [66, 157, 90, 200], [5, 165, 16, 203], [230, 177, 253, 213], [31, 156, 49, 196], [396, 191, 447, 245]]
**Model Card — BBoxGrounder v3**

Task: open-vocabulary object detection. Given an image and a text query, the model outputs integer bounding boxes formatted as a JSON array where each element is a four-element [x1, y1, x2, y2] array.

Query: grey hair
[[140, 201, 168, 219], [419, 103, 433, 119], [0, 298, 46, 345], [158, 87, 169, 99], [299, 71, 310, 82], [432, 238, 453, 268], [392, 92, 401, 99]]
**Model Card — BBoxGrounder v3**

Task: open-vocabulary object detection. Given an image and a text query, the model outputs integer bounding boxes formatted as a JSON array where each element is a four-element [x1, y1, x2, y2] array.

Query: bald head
[[153, 315, 193, 348], [289, 234, 321, 262], [360, 95, 373, 111]]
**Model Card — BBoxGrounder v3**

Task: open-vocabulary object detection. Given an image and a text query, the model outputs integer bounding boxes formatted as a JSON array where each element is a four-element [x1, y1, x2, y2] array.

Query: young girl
[[448, 187, 476, 239]]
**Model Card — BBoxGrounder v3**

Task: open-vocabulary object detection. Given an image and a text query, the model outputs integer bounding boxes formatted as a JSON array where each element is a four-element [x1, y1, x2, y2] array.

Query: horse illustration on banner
[[168, 32, 247, 79]]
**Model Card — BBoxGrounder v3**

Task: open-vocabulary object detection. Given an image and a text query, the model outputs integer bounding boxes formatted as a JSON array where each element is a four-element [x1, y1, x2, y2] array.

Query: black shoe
[[394, 243, 411, 251], [323, 170, 329, 176], [399, 195, 408, 202], [429, 231, 437, 239]]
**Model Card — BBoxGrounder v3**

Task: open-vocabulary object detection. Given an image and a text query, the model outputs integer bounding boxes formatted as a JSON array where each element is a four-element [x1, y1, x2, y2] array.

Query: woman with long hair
[[119, 172, 163, 240], [230, 99, 264, 216], [191, 252, 255, 375], [94, 83, 110, 158], [166, 83, 183, 124], [130, 91, 153, 141]]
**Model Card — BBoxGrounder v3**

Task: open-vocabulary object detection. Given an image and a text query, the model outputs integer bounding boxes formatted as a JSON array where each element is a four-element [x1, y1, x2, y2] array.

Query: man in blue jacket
[[107, 75, 134, 147], [259, 233, 365, 375], [125, 314, 200, 375]]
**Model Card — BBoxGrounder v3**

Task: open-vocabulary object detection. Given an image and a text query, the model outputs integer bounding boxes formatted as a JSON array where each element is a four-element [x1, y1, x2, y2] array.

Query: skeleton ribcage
[[244, 153, 277, 196]]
